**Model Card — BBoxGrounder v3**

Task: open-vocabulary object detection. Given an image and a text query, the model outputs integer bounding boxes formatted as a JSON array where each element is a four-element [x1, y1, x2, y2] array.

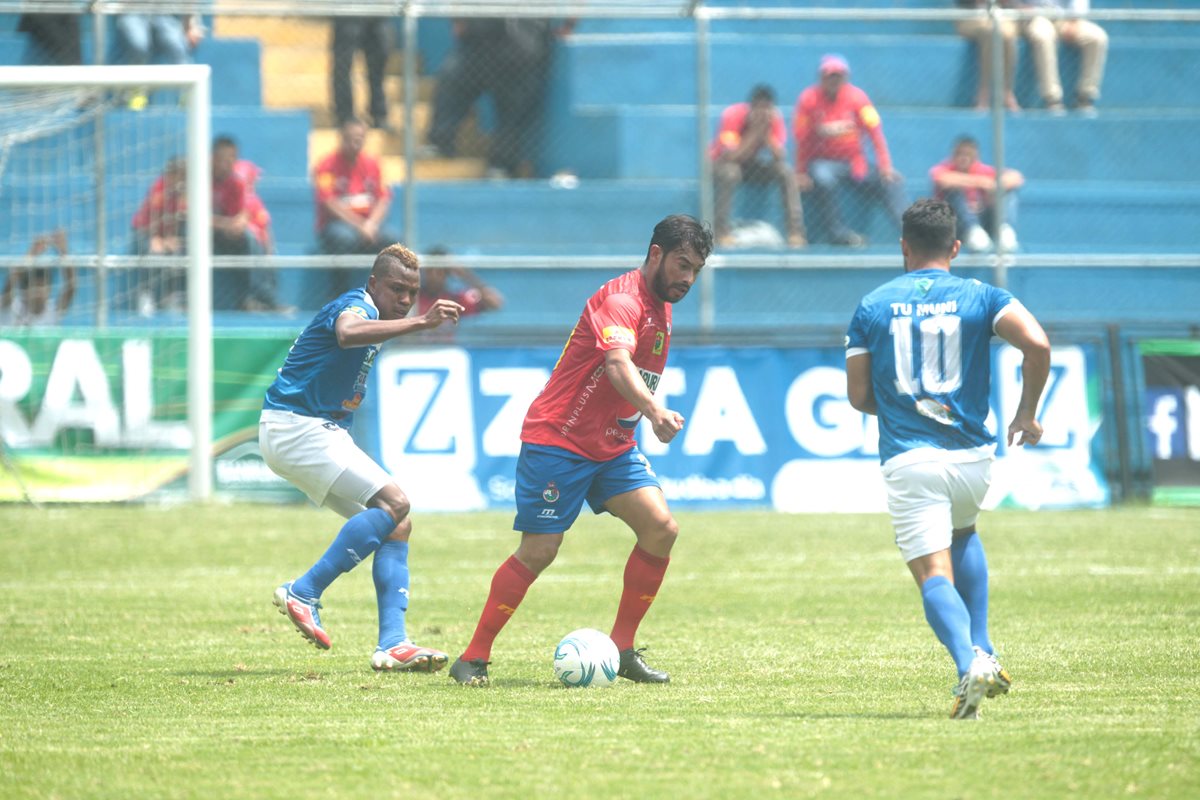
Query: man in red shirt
[[130, 157, 187, 314], [711, 84, 806, 249], [793, 54, 907, 247], [449, 215, 713, 688], [929, 135, 1023, 252], [313, 117, 400, 294]]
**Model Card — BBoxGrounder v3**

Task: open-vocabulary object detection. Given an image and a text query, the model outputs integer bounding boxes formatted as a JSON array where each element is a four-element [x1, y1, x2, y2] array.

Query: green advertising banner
[[0, 330, 302, 502]]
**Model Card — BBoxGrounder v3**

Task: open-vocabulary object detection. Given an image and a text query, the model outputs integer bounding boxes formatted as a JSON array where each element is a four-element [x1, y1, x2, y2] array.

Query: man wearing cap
[[793, 54, 908, 247]]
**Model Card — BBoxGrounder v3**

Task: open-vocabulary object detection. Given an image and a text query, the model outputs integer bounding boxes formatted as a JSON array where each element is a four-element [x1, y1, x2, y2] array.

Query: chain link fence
[[0, 1, 1197, 337]]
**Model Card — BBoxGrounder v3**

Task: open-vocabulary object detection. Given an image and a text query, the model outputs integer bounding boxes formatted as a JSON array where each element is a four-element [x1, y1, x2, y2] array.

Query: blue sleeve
[[846, 301, 870, 353], [986, 284, 1017, 327]]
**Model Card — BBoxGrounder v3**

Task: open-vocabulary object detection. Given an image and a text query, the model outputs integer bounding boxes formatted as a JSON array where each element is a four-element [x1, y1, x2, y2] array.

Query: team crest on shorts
[[542, 482, 560, 503]]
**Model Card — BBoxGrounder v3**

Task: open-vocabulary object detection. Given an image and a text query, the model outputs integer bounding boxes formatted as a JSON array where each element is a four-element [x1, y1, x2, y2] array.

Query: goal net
[[0, 65, 214, 503]]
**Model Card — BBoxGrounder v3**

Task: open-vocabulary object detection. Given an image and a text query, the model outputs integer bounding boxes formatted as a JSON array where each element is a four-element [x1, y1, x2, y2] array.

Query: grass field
[[1, 505, 1198, 799]]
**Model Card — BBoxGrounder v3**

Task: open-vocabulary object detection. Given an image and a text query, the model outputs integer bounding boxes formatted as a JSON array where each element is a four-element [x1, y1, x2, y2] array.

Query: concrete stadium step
[[542, 106, 1200, 185], [558, 33, 1200, 110]]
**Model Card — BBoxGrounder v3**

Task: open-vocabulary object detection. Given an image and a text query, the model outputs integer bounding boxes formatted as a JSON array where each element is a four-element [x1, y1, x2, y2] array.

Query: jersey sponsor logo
[[542, 481, 560, 503], [914, 277, 934, 295], [653, 331, 665, 355], [342, 306, 371, 321], [601, 325, 636, 346], [915, 396, 956, 425], [638, 367, 662, 393]]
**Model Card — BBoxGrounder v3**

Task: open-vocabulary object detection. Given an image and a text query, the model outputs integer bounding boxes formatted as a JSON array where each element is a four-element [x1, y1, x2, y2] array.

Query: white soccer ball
[[553, 628, 620, 688]]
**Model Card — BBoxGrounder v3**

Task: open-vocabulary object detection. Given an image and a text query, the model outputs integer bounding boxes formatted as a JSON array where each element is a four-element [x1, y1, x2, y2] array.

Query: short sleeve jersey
[[521, 268, 671, 461], [263, 287, 379, 427], [312, 151, 391, 231], [845, 268, 1019, 468]]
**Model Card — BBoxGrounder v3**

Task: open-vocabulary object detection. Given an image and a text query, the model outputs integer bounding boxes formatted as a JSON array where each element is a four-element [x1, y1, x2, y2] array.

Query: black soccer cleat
[[617, 647, 670, 684], [449, 656, 490, 687]]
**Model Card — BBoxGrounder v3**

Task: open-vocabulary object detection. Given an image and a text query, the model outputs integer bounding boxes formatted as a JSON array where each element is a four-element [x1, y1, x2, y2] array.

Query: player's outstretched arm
[[995, 304, 1051, 446], [846, 353, 878, 415], [334, 299, 464, 348], [604, 348, 684, 444]]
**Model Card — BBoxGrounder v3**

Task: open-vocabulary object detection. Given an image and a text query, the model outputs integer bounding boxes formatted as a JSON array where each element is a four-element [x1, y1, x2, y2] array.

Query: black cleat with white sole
[[617, 647, 670, 683]]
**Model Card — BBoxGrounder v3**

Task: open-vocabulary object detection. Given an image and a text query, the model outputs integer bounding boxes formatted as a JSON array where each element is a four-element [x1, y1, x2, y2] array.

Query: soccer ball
[[553, 628, 620, 688]]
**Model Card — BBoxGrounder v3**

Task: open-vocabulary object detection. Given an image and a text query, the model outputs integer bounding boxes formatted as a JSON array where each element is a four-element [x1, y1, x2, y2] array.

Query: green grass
[[1, 506, 1198, 799]]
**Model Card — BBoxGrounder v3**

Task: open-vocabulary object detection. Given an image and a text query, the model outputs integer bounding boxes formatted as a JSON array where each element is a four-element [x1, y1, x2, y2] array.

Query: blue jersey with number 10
[[845, 268, 1019, 467]]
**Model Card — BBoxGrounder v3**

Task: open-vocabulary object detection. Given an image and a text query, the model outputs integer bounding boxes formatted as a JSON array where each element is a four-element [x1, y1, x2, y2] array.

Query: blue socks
[[372, 540, 410, 651], [951, 532, 993, 655], [921, 575, 977, 677], [291, 507, 395, 600]]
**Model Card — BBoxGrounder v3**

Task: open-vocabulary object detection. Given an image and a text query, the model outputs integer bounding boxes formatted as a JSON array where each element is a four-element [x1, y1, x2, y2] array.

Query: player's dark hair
[[372, 242, 419, 277], [648, 214, 713, 262], [749, 84, 775, 104], [954, 134, 979, 150], [902, 199, 958, 256], [213, 134, 237, 153], [340, 116, 366, 131]]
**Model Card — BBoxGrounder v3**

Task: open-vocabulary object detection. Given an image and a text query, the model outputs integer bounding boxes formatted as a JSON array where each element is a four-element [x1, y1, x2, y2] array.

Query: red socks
[[461, 555, 537, 662], [610, 546, 670, 651]]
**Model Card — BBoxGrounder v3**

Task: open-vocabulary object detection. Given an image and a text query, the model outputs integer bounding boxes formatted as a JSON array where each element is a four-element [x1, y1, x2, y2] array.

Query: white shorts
[[884, 458, 992, 563], [259, 409, 393, 519]]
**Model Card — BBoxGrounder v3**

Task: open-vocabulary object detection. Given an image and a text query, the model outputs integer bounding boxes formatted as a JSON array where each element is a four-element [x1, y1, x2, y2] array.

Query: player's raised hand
[[422, 298, 465, 327], [650, 408, 685, 444], [1007, 414, 1043, 447]]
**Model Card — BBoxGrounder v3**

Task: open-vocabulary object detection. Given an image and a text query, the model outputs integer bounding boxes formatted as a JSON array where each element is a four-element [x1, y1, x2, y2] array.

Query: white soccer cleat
[[950, 653, 996, 719], [371, 642, 449, 673], [974, 646, 1012, 698], [964, 225, 993, 253]]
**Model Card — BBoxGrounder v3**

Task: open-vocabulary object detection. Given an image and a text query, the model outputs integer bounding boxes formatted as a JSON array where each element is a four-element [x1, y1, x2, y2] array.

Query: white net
[[0, 75, 204, 502]]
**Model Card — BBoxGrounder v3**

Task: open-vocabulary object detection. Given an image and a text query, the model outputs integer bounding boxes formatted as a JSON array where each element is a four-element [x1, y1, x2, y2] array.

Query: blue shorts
[[513, 442, 662, 534]]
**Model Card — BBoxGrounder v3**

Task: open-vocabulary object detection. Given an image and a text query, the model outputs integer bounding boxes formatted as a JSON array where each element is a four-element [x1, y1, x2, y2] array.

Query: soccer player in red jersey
[[449, 215, 713, 687]]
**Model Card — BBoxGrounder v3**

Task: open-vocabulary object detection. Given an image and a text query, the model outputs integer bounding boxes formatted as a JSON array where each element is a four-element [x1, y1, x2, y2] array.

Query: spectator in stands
[[423, 18, 574, 179], [1022, 1, 1108, 115], [954, 1, 1021, 111], [417, 246, 504, 338], [314, 117, 400, 295], [331, 17, 392, 130], [131, 157, 188, 315], [710, 84, 806, 249], [114, 14, 204, 109], [232, 157, 290, 312], [211, 135, 287, 312], [793, 54, 907, 247], [930, 135, 1023, 253], [0, 230, 75, 326], [18, 13, 82, 65]]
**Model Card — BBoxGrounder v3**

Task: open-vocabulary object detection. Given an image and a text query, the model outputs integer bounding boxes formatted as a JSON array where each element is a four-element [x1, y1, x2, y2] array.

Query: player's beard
[[653, 262, 690, 304]]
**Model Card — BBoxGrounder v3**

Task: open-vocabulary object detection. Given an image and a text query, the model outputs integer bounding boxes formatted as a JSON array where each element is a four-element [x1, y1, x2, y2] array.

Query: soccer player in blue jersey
[[845, 198, 1051, 719], [260, 243, 464, 672]]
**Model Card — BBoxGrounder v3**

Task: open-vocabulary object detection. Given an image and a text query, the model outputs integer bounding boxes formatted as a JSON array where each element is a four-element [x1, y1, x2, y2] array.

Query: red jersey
[[521, 268, 671, 461], [709, 102, 788, 161], [792, 83, 892, 180], [312, 150, 391, 231], [234, 159, 272, 248], [930, 157, 997, 215], [212, 172, 246, 219], [131, 173, 185, 238]]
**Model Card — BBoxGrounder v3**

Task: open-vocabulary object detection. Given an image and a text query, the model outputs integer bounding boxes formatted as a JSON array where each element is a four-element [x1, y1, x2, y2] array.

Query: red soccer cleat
[[273, 581, 331, 650], [371, 642, 449, 672]]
